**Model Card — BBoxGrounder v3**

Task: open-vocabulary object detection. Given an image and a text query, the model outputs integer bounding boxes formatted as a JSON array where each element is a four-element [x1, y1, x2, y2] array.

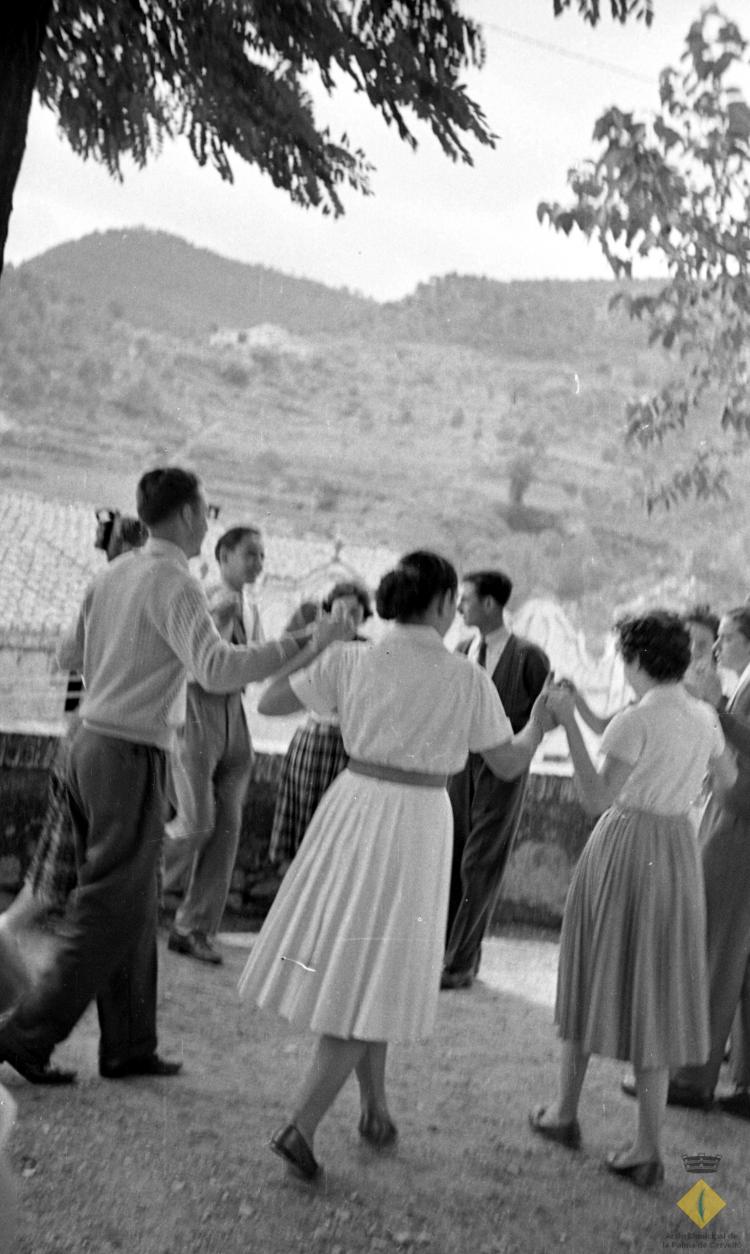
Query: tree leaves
[[31, 0, 496, 221], [538, 5, 750, 508]]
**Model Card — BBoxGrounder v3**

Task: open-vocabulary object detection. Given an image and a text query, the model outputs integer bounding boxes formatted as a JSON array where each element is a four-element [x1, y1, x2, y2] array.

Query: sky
[[6, 0, 746, 301]]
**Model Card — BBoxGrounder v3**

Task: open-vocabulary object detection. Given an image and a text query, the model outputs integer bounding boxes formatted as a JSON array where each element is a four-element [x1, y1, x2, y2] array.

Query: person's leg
[[539, 1040, 589, 1125], [355, 1042, 397, 1145], [445, 762, 472, 942], [729, 957, 750, 1091], [96, 771, 164, 1072], [673, 815, 750, 1098], [0, 732, 164, 1069], [356, 1042, 391, 1117], [291, 1035, 368, 1148], [609, 1067, 668, 1166], [176, 697, 252, 938], [443, 776, 526, 979], [167, 688, 220, 929]]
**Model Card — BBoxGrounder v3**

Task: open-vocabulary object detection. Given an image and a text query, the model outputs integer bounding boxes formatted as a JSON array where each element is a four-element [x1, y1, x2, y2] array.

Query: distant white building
[[209, 323, 313, 359]]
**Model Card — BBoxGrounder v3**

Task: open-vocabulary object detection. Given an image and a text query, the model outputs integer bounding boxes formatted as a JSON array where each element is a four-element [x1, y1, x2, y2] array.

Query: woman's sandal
[[528, 1105, 582, 1150], [604, 1150, 664, 1189], [358, 1110, 399, 1149]]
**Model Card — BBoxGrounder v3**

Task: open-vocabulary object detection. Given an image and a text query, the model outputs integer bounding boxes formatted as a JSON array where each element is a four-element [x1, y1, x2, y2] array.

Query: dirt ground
[[4, 923, 750, 1254]]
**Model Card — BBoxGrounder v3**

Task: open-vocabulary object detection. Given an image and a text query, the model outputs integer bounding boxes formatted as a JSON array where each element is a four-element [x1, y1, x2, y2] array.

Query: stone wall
[[0, 732, 594, 929]]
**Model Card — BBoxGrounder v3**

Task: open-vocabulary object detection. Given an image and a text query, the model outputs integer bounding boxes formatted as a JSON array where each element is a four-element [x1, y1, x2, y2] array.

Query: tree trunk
[[0, 2, 53, 284]]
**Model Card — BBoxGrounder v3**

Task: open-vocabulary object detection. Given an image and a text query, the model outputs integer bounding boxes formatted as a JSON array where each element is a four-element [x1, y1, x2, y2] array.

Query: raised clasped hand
[[311, 610, 356, 651], [543, 680, 576, 724], [530, 682, 557, 734]]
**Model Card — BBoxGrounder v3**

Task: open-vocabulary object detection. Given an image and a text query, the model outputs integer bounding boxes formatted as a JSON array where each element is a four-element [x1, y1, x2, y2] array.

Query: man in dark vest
[[441, 569, 549, 989]]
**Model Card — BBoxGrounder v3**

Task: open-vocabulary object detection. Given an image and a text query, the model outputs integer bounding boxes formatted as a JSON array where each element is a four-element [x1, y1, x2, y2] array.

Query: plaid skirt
[[268, 719, 348, 865], [26, 732, 78, 910]]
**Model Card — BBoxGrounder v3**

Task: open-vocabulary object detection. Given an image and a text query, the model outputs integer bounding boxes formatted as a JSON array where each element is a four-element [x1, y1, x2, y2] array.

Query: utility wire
[[485, 22, 656, 86]]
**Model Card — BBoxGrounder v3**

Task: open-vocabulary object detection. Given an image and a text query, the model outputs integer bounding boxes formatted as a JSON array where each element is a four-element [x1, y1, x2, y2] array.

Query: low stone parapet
[[0, 731, 593, 929]]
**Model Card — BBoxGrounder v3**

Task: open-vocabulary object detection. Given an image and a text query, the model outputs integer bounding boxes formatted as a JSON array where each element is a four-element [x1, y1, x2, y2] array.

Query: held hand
[[210, 589, 242, 631], [530, 690, 557, 734], [544, 682, 577, 725], [310, 611, 355, 652]]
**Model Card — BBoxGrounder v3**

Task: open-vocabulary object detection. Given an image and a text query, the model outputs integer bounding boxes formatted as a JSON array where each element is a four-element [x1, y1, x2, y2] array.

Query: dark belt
[[347, 759, 447, 789]]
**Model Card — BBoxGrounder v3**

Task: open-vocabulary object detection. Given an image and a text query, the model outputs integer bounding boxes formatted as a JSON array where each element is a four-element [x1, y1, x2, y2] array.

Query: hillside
[[19, 229, 376, 339], [0, 229, 745, 640]]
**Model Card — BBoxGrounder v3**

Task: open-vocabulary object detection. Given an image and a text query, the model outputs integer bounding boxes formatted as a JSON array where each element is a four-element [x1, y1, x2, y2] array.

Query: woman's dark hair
[[136, 467, 201, 526], [723, 605, 750, 642], [376, 550, 457, 622], [322, 580, 372, 620], [615, 610, 691, 681], [683, 603, 719, 640]]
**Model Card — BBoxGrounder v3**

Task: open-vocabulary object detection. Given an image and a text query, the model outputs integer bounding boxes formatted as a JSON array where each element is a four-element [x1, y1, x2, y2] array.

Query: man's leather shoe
[[100, 1053, 182, 1080], [168, 930, 223, 965], [270, 1123, 320, 1180], [620, 1078, 712, 1110], [528, 1105, 582, 1149], [0, 1042, 76, 1085], [717, 1088, 750, 1119], [440, 968, 473, 990]]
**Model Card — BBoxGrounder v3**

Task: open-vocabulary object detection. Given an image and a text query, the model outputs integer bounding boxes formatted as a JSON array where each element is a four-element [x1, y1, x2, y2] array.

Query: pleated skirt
[[555, 805, 710, 1068], [239, 768, 453, 1042], [27, 735, 77, 909], [267, 720, 348, 865]]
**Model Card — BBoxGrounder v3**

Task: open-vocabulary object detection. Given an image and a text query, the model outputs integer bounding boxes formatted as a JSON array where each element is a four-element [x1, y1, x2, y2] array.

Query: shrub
[[219, 361, 251, 388]]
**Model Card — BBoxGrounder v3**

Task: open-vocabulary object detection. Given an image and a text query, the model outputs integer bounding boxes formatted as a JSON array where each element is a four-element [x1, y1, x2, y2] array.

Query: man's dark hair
[[683, 603, 720, 640], [724, 605, 750, 643], [463, 569, 512, 609], [214, 526, 262, 564], [136, 468, 201, 527]]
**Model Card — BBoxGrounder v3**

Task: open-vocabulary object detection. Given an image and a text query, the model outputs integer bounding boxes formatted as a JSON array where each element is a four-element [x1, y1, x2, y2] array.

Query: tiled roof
[[0, 489, 398, 648]]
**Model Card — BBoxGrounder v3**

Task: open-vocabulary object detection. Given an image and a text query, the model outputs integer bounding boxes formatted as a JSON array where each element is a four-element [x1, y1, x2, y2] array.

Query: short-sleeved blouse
[[600, 683, 724, 814], [288, 623, 512, 776]]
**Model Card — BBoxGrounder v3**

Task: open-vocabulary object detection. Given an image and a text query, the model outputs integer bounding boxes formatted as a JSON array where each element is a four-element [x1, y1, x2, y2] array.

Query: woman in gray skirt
[[530, 612, 736, 1188]]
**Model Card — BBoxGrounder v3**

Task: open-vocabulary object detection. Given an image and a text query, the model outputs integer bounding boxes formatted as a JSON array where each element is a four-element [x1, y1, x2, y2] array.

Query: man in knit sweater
[[0, 468, 346, 1084]]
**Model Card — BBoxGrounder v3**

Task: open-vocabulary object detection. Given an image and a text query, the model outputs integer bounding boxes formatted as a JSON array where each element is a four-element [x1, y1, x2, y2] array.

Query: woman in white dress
[[531, 612, 736, 1188], [239, 550, 553, 1179]]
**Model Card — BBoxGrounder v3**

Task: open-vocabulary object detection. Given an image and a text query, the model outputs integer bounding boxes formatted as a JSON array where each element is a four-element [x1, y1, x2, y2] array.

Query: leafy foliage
[[538, 5, 750, 510], [36, 0, 495, 216], [552, 0, 653, 24]]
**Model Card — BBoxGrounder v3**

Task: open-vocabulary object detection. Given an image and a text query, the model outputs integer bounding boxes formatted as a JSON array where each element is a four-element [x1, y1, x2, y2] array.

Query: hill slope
[[20, 229, 376, 338], [1, 230, 746, 639]]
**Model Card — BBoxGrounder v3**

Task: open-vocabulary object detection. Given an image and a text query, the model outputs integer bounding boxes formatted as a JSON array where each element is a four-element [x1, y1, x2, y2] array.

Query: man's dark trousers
[[0, 729, 166, 1068], [444, 634, 549, 978]]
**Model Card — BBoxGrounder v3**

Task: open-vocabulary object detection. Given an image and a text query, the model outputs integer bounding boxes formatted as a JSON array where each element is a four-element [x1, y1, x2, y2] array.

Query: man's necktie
[[476, 637, 487, 668]]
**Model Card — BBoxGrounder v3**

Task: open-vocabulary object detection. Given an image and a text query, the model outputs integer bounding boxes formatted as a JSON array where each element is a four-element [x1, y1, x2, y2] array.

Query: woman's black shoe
[[605, 1152, 664, 1188], [358, 1110, 398, 1148], [528, 1105, 581, 1150], [270, 1124, 320, 1180]]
